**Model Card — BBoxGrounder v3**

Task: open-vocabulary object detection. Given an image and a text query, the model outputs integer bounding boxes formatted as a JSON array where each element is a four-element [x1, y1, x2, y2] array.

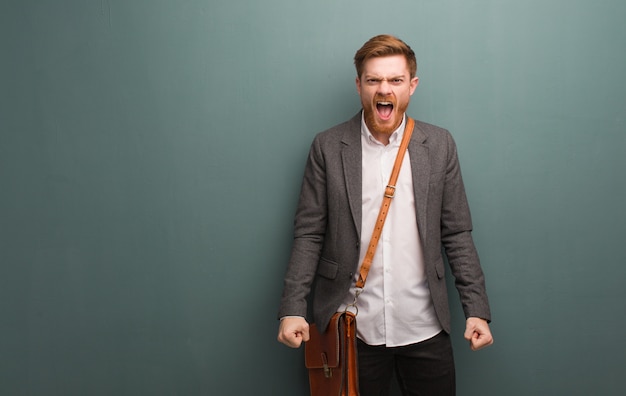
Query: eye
[[391, 78, 404, 85], [366, 78, 381, 85]]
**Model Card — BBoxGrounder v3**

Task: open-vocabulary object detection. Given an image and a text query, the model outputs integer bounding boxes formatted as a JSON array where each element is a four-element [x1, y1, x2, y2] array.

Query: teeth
[[377, 101, 392, 106]]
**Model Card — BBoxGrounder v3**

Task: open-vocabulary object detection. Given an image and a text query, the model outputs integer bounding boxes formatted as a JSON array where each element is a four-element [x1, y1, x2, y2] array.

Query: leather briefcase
[[305, 311, 359, 396]]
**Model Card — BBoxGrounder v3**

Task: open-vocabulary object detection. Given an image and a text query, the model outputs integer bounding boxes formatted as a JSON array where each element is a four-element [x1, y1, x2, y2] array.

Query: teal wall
[[1, 1, 625, 395]]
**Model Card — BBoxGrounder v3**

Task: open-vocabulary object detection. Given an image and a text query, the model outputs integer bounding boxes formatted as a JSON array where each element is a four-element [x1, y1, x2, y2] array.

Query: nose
[[377, 79, 393, 95]]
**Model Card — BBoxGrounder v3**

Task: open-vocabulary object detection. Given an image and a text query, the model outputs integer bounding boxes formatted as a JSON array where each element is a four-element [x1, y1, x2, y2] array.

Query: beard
[[362, 94, 409, 135]]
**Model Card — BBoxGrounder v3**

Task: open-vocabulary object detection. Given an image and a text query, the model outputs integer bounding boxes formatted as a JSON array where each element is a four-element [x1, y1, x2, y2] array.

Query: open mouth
[[376, 101, 394, 120]]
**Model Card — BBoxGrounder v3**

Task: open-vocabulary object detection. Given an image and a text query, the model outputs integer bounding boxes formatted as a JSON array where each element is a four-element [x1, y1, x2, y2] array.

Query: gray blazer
[[278, 112, 491, 333]]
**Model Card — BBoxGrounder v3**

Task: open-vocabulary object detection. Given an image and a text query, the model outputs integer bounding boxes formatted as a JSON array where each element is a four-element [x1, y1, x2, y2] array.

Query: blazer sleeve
[[440, 132, 492, 322], [277, 135, 328, 319]]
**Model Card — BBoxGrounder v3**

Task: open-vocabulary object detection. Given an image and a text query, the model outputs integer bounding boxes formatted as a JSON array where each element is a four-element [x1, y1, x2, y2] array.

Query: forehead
[[361, 55, 410, 77]]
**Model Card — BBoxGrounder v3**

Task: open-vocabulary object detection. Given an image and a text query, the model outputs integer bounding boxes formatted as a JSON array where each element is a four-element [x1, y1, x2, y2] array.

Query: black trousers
[[356, 331, 456, 396]]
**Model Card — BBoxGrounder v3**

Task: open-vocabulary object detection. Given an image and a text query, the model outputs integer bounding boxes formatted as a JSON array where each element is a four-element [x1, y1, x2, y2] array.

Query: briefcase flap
[[304, 313, 342, 369]]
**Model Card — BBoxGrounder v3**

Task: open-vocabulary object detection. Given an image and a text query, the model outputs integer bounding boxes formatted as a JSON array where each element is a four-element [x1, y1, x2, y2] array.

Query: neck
[[371, 130, 391, 146]]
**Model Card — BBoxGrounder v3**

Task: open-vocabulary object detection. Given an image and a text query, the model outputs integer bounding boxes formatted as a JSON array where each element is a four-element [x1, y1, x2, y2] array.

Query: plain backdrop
[[1, 1, 625, 395]]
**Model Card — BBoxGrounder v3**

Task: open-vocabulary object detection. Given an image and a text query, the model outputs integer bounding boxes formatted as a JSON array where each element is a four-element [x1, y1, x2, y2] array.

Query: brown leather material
[[344, 313, 359, 395], [306, 311, 358, 396]]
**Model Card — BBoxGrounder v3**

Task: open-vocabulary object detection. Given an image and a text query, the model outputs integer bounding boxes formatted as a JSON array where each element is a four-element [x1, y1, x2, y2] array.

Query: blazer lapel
[[341, 113, 363, 239], [408, 123, 430, 241]]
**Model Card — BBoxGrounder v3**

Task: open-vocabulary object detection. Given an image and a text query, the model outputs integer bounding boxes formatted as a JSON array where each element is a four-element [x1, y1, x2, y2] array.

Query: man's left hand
[[464, 317, 494, 351]]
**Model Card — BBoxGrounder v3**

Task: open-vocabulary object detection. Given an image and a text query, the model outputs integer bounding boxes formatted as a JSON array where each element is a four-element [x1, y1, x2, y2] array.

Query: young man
[[277, 34, 493, 395]]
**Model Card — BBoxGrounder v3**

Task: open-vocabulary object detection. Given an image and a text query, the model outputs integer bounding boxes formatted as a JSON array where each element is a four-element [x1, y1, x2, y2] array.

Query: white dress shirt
[[338, 114, 442, 347]]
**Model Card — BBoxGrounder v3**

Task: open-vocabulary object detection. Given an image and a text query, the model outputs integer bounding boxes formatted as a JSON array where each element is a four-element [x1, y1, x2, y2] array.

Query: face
[[356, 55, 419, 137]]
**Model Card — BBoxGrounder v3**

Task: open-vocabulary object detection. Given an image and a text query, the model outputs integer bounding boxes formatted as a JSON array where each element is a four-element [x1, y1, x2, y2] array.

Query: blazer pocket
[[317, 257, 339, 280]]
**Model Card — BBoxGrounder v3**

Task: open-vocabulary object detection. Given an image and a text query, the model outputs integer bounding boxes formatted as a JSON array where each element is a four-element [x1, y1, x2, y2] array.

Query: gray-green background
[[2, 1, 625, 395]]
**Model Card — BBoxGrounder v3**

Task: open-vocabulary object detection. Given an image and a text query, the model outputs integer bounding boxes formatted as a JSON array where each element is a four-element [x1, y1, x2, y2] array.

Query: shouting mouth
[[376, 101, 394, 120]]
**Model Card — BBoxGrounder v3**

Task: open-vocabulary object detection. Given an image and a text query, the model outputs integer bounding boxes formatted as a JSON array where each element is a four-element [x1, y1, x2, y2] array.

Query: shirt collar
[[360, 112, 407, 147]]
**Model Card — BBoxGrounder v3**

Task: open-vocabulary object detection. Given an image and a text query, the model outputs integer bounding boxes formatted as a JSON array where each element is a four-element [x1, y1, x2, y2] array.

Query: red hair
[[354, 35, 417, 78]]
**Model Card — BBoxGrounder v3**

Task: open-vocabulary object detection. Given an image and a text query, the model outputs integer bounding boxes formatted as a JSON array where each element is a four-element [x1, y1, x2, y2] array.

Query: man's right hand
[[277, 316, 310, 348]]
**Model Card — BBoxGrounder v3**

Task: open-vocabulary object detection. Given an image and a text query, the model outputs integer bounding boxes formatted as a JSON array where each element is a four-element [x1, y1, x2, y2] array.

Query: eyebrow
[[363, 74, 406, 80]]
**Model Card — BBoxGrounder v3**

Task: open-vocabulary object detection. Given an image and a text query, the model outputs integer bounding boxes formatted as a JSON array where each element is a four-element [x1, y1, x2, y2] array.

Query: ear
[[355, 77, 361, 95], [409, 76, 419, 96]]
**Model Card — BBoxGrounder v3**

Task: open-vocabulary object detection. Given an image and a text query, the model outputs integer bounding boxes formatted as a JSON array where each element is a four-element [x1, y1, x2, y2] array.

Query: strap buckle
[[321, 353, 332, 378], [384, 185, 396, 198]]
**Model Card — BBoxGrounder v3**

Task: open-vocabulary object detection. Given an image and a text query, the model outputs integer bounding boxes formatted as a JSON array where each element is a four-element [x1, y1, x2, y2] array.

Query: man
[[277, 34, 493, 395]]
